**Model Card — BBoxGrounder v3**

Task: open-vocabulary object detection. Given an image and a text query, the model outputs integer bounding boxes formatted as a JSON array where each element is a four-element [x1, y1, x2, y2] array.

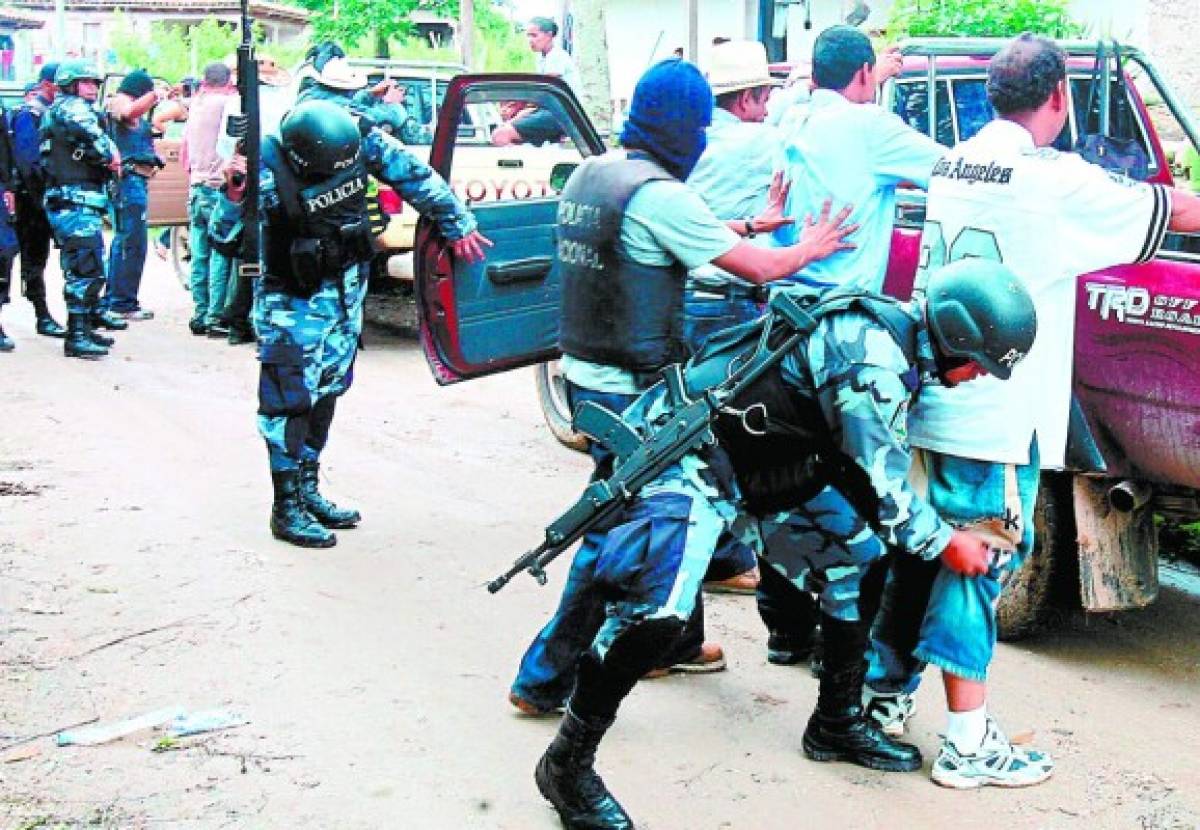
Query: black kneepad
[[257, 342, 311, 417], [61, 233, 105, 279]]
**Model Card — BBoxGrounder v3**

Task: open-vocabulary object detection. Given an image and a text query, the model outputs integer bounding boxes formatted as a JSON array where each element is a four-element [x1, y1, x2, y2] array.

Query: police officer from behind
[[221, 101, 490, 548], [508, 57, 855, 718], [41, 60, 122, 359], [532, 261, 1037, 829], [9, 62, 66, 339], [0, 102, 21, 352]]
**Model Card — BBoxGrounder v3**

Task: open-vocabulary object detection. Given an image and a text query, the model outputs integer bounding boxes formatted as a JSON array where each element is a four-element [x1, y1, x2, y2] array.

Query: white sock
[[945, 705, 988, 755]]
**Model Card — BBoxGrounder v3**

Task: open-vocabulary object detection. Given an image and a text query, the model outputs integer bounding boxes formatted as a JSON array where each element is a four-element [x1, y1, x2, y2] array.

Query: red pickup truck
[[413, 39, 1200, 638]]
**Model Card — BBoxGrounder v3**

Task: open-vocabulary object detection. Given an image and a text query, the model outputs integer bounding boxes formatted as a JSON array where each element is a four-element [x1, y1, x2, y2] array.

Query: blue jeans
[[682, 287, 762, 354], [105, 175, 148, 312], [188, 185, 231, 325], [868, 441, 1041, 688]]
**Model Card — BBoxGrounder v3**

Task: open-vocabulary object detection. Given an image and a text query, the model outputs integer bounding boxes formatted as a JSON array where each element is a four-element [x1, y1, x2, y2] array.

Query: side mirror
[[549, 161, 578, 193]]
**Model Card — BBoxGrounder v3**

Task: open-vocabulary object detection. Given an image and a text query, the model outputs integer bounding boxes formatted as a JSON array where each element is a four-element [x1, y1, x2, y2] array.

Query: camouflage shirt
[[42, 94, 116, 210], [781, 303, 954, 559]]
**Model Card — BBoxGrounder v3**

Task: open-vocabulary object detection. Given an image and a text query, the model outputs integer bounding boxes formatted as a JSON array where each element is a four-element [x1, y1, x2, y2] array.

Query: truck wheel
[[170, 226, 191, 290], [997, 472, 1074, 641], [536, 361, 589, 453]]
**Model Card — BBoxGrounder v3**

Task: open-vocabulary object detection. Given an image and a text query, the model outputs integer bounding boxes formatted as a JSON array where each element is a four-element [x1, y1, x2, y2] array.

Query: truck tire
[[170, 226, 191, 290], [997, 472, 1075, 641], [536, 361, 589, 453]]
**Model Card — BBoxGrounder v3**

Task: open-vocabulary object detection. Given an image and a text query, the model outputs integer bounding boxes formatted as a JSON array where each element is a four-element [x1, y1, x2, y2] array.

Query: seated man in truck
[[864, 33, 1200, 790], [533, 260, 1037, 829]]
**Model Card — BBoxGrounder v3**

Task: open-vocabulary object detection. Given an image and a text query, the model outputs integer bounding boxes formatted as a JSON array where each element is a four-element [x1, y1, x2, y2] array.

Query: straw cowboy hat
[[315, 57, 366, 91], [707, 39, 780, 95]]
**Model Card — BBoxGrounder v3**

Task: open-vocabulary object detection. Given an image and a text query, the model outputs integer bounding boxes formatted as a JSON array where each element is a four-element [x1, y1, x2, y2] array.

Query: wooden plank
[[1074, 476, 1159, 611]]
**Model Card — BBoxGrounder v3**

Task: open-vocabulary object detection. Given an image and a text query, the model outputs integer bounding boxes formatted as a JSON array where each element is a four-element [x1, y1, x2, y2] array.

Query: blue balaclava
[[619, 58, 713, 180]]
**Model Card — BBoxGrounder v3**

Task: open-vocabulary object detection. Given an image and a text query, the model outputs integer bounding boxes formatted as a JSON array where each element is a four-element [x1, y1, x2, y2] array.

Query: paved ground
[[2, 257, 1199, 830]]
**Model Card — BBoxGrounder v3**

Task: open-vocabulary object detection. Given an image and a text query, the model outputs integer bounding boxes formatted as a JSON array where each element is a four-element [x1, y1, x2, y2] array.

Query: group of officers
[[6, 23, 1200, 830]]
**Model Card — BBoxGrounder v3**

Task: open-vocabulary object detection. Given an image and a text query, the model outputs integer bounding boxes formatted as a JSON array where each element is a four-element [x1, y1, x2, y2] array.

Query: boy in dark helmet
[[220, 100, 489, 548], [530, 259, 1036, 829]]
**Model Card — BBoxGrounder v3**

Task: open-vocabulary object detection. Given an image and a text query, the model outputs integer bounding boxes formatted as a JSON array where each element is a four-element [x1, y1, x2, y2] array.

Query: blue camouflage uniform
[[41, 94, 116, 316], [216, 125, 475, 471], [551, 299, 954, 754]]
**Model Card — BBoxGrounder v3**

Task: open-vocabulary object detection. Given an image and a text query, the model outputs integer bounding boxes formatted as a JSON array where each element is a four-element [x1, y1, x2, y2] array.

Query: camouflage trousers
[[45, 202, 107, 315], [252, 264, 367, 472], [758, 483, 889, 623]]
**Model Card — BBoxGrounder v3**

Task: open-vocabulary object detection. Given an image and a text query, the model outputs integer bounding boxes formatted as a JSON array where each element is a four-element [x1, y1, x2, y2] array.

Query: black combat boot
[[535, 708, 633, 829], [0, 321, 14, 352], [91, 308, 129, 331], [31, 298, 65, 338], [87, 317, 114, 347], [801, 614, 921, 772], [227, 322, 255, 345], [299, 459, 361, 528], [270, 470, 336, 548], [64, 313, 108, 359]]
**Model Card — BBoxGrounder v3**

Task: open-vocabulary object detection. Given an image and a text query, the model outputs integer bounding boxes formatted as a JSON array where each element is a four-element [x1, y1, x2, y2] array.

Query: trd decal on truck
[[1086, 282, 1200, 334]]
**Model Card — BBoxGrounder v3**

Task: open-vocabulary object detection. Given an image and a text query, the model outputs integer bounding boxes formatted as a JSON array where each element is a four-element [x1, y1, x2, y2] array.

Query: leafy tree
[[109, 14, 243, 80], [888, 0, 1085, 39]]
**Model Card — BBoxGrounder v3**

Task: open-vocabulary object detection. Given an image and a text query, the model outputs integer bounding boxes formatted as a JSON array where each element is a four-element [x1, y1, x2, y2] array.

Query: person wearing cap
[[41, 60, 123, 359], [491, 16, 580, 147], [507, 58, 854, 719], [102, 68, 165, 321], [773, 25, 934, 294], [7, 61, 66, 341]]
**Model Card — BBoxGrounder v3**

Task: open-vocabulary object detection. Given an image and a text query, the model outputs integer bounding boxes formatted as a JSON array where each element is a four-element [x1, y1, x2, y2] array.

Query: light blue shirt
[[687, 108, 784, 220], [774, 89, 943, 293]]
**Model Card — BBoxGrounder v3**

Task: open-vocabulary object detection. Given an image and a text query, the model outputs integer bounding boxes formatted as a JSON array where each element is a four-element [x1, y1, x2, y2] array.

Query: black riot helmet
[[924, 259, 1037, 380], [279, 100, 363, 181]]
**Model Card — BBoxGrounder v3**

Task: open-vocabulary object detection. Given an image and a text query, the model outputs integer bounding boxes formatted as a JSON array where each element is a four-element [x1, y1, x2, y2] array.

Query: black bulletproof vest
[[558, 152, 687, 374], [700, 294, 922, 516], [39, 100, 107, 188], [0, 106, 12, 189], [261, 135, 370, 295]]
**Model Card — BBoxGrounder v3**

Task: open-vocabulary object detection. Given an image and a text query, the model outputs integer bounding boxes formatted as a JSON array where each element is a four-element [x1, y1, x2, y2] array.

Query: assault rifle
[[487, 291, 823, 594], [233, 0, 262, 286]]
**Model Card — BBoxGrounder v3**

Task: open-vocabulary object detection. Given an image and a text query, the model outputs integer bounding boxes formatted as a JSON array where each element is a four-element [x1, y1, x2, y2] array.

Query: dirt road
[[2, 259, 1199, 830]]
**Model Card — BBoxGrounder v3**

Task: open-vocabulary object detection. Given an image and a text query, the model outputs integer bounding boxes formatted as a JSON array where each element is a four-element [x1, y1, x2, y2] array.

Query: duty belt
[[686, 282, 770, 304]]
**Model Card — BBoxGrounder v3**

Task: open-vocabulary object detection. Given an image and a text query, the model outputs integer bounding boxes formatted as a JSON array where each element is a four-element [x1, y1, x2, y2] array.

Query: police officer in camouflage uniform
[[533, 261, 1037, 829], [8, 62, 66, 341], [219, 100, 489, 548], [40, 60, 124, 359]]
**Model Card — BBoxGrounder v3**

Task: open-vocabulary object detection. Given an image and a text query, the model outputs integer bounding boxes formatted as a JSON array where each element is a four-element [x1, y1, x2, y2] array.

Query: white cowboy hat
[[707, 40, 779, 95], [317, 58, 367, 91]]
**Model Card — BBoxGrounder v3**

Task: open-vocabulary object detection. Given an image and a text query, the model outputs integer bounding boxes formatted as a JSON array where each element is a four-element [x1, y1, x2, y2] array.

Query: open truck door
[[414, 74, 605, 384]]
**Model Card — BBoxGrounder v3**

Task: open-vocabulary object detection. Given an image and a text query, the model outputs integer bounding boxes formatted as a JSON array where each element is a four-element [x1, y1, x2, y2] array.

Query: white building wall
[[604, 0, 753, 107]]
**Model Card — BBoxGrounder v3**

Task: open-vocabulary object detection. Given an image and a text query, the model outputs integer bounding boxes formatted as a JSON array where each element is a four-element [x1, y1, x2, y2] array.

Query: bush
[[888, 0, 1085, 39], [110, 14, 242, 81]]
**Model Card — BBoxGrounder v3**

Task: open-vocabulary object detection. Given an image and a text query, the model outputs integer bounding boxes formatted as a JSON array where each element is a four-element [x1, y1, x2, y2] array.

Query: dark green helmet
[[54, 60, 102, 88], [280, 100, 363, 181], [924, 259, 1037, 380]]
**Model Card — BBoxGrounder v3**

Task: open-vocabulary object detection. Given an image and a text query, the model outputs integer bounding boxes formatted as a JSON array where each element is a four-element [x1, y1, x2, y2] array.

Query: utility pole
[[686, 0, 698, 62], [571, 0, 612, 134], [54, 0, 66, 59], [460, 0, 475, 70]]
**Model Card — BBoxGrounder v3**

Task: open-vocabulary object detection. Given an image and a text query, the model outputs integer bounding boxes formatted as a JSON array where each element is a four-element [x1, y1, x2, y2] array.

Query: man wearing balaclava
[[524, 58, 857, 830], [103, 68, 165, 321]]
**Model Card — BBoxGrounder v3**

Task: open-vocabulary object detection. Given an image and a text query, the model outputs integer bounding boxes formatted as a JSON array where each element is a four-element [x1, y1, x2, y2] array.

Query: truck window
[[1069, 73, 1157, 178], [948, 78, 994, 142], [448, 86, 585, 206], [893, 79, 954, 147]]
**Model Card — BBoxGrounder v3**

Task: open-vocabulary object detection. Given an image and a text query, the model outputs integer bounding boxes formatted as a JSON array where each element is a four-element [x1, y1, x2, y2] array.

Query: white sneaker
[[931, 717, 1054, 789], [863, 690, 915, 738]]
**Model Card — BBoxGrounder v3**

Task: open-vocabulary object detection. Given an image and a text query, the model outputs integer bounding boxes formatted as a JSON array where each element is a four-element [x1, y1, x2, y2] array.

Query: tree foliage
[[888, 0, 1085, 39], [110, 14, 242, 80]]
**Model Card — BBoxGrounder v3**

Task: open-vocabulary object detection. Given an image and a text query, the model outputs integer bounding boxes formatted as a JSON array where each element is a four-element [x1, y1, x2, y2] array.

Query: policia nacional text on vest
[[558, 152, 687, 375]]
